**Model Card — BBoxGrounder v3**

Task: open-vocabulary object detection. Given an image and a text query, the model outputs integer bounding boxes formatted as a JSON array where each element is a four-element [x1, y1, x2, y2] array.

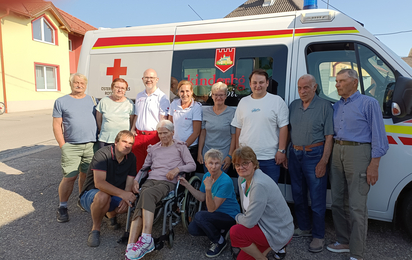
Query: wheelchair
[[118, 168, 203, 250]]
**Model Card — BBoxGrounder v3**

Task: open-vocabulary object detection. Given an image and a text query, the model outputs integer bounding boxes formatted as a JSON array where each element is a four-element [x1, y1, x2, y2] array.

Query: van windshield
[[171, 45, 288, 106]]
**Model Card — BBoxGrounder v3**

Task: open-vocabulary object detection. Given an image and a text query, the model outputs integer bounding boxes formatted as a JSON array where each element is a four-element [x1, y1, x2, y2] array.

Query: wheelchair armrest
[[137, 166, 151, 183], [174, 172, 189, 203]]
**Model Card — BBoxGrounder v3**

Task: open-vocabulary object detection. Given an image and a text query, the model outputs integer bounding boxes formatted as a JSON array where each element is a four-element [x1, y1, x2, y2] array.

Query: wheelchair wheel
[[181, 175, 202, 231], [167, 230, 174, 249]]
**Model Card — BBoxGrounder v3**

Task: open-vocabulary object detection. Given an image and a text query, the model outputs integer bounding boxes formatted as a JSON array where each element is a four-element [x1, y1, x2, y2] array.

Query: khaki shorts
[[132, 179, 176, 220], [61, 142, 94, 178]]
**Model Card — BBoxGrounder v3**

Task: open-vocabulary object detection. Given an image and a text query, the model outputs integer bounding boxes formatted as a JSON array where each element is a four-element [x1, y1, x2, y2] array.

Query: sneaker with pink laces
[[125, 237, 155, 260], [125, 243, 135, 260]]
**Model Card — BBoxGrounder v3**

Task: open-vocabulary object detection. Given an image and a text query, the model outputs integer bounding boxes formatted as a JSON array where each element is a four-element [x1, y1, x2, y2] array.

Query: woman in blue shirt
[[179, 149, 240, 258]]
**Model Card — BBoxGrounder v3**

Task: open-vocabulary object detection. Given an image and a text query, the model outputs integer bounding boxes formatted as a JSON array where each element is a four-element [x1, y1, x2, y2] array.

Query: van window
[[306, 42, 395, 117], [171, 45, 288, 106]]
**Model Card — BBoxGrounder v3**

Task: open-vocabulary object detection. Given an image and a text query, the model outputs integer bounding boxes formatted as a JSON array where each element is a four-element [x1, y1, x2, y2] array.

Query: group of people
[[52, 66, 388, 260]]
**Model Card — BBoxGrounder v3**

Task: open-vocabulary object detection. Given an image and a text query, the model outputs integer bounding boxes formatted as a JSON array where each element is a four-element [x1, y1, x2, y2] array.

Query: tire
[[181, 175, 202, 231], [0, 102, 5, 115], [167, 230, 174, 249], [402, 190, 412, 237]]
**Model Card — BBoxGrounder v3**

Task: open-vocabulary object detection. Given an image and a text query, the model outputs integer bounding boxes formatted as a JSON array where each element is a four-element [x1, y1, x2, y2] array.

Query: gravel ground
[[1, 146, 411, 260]]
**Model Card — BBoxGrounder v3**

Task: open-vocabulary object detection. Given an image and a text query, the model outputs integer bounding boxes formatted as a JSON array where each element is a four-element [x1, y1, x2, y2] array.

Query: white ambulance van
[[78, 9, 412, 235]]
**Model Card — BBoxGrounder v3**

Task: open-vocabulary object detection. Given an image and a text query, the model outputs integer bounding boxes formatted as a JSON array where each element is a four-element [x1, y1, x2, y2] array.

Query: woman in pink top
[[125, 120, 196, 260]]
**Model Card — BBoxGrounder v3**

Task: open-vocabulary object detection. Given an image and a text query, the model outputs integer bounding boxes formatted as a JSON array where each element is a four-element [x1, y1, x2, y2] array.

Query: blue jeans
[[258, 159, 280, 184], [188, 211, 236, 243], [80, 189, 122, 213], [289, 145, 327, 239]]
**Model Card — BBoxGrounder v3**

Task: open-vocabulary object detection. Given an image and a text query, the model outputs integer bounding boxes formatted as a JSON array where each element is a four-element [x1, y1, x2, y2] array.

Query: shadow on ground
[[0, 146, 411, 260]]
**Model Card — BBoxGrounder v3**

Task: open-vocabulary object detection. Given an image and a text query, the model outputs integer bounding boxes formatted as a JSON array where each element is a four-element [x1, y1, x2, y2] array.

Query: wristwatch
[[278, 149, 286, 154]]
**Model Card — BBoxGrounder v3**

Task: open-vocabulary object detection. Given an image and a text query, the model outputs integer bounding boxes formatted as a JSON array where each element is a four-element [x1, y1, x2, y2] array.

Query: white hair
[[211, 82, 228, 95], [204, 149, 223, 162], [156, 120, 174, 133]]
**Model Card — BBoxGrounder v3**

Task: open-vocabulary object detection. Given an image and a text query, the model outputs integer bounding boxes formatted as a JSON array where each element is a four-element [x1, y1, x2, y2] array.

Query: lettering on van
[[100, 86, 130, 96], [187, 74, 245, 91], [215, 48, 236, 73]]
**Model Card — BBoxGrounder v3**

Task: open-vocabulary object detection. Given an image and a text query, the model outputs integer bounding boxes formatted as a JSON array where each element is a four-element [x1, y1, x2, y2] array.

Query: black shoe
[[273, 246, 287, 260], [87, 230, 100, 247], [106, 216, 120, 230], [206, 240, 227, 258], [77, 199, 86, 212], [57, 206, 69, 223]]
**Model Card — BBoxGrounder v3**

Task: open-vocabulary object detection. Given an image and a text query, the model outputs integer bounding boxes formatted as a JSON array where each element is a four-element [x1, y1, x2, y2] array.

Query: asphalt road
[[1, 110, 411, 260]]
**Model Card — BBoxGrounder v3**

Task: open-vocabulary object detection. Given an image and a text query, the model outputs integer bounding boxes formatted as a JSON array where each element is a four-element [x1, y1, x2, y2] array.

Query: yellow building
[[0, 1, 96, 113]]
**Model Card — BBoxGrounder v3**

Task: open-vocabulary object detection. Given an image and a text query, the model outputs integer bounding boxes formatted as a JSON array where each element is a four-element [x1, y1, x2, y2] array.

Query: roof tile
[[56, 8, 96, 35], [0, 0, 96, 35]]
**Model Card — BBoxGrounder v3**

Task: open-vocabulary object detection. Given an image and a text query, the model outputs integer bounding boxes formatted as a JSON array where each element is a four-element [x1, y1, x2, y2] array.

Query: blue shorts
[[80, 189, 122, 213]]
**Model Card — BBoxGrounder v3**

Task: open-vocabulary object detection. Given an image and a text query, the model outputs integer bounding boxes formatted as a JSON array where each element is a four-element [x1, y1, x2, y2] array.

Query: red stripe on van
[[295, 27, 357, 33], [93, 35, 175, 47], [175, 29, 293, 42], [92, 27, 354, 48], [405, 119, 412, 124], [399, 137, 412, 146], [387, 136, 397, 145]]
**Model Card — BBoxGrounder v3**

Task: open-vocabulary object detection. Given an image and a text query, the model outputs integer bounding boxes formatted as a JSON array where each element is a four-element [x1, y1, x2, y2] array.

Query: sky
[[53, 0, 412, 57]]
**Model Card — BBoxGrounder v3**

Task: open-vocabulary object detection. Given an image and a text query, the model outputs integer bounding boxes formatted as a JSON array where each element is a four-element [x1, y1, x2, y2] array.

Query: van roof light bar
[[300, 11, 335, 23]]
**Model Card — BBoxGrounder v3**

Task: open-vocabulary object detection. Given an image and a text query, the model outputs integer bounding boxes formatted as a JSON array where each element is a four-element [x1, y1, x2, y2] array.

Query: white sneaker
[[125, 237, 154, 260]]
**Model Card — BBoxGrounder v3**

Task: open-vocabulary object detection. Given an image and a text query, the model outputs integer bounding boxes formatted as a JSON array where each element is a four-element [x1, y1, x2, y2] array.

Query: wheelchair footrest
[[154, 234, 168, 250], [117, 231, 129, 244]]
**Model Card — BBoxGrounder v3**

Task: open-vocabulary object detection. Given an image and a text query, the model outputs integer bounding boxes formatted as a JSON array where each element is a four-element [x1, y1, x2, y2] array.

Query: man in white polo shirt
[[231, 69, 289, 183], [131, 69, 170, 170]]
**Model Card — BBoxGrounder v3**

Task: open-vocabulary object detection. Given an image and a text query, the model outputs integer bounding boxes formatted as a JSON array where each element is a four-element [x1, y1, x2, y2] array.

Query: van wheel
[[402, 190, 412, 237]]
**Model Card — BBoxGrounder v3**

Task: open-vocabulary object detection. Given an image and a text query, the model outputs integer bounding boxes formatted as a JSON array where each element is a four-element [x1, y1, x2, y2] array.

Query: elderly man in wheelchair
[[125, 120, 196, 260]]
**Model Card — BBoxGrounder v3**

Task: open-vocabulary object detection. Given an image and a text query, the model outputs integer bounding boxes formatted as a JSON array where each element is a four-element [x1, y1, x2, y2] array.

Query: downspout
[[0, 8, 10, 113]]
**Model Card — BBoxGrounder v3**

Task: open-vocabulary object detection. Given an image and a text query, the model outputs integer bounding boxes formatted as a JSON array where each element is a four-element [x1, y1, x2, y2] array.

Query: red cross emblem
[[106, 59, 127, 81]]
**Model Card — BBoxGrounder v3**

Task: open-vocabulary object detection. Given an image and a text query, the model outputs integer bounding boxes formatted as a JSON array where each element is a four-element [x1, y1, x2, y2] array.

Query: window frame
[[305, 40, 397, 117], [31, 15, 58, 45], [34, 62, 61, 91], [69, 39, 73, 51]]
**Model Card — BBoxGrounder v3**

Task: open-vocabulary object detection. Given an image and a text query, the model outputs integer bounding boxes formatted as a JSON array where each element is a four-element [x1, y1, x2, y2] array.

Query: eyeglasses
[[114, 86, 127, 91], [234, 161, 251, 169], [212, 94, 226, 98], [143, 77, 157, 80]]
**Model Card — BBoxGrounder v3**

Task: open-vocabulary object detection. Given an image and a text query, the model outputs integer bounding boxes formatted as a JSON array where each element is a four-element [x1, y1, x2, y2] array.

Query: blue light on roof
[[303, 0, 318, 9]]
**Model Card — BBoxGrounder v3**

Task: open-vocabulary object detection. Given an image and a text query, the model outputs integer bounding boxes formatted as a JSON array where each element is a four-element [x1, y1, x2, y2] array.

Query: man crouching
[[80, 130, 137, 247]]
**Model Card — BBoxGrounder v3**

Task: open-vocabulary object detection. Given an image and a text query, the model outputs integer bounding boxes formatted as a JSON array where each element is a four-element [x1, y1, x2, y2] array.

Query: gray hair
[[211, 82, 228, 95], [298, 74, 317, 87], [69, 73, 88, 86], [156, 120, 174, 133], [204, 149, 223, 163], [337, 69, 359, 80]]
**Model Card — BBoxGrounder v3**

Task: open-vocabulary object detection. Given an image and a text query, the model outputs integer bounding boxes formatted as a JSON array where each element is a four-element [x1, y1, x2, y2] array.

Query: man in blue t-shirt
[[179, 149, 240, 258], [52, 73, 97, 223]]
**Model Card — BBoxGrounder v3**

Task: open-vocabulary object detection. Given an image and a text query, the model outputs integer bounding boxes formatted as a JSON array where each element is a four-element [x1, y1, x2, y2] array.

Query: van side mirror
[[392, 76, 412, 118]]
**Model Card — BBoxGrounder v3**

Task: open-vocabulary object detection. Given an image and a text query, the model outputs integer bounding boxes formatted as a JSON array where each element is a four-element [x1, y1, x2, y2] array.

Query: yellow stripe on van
[[295, 29, 359, 37], [92, 42, 173, 50], [385, 125, 412, 135], [175, 34, 293, 45]]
